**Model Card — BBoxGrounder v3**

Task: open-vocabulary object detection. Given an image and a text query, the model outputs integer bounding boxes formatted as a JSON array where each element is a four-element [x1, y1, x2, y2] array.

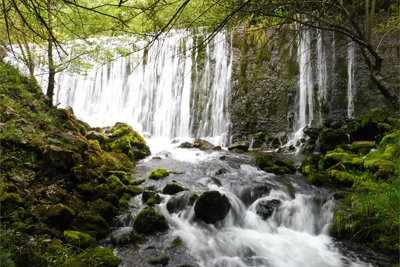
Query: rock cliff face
[[230, 24, 399, 141]]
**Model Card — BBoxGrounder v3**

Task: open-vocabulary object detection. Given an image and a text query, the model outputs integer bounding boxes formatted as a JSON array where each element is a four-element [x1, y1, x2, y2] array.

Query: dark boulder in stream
[[194, 191, 231, 224], [163, 183, 185, 195], [193, 138, 215, 150], [228, 141, 249, 152]]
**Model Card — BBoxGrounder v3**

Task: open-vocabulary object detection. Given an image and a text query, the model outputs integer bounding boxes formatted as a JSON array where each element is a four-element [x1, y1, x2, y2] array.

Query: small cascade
[[31, 31, 232, 146], [347, 40, 355, 118], [286, 26, 314, 152]]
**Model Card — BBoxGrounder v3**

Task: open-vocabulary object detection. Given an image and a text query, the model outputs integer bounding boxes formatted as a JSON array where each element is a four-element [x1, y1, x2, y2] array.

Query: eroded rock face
[[228, 141, 249, 152], [194, 191, 231, 224]]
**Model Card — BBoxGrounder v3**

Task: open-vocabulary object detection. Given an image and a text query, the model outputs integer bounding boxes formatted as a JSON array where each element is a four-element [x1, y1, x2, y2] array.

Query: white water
[[111, 143, 372, 267], [347, 41, 355, 118], [317, 29, 328, 106], [28, 31, 232, 146]]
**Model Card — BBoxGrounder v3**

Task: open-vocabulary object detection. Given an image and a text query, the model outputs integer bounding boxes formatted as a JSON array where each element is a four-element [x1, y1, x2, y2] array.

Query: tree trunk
[[46, 0, 55, 106]]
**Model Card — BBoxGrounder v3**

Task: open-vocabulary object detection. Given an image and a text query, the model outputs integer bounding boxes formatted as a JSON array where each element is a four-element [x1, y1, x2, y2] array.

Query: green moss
[[148, 168, 169, 180], [146, 197, 157, 206], [324, 153, 358, 168], [63, 230, 94, 249], [364, 159, 395, 178], [125, 185, 142, 196], [87, 198, 118, 221], [300, 154, 324, 175], [349, 141, 376, 152], [87, 139, 101, 151], [104, 194, 119, 208], [170, 237, 183, 249], [92, 184, 111, 200], [306, 172, 330, 186], [119, 175, 130, 185], [133, 206, 168, 234], [119, 193, 133, 210], [73, 212, 109, 239], [264, 165, 292, 175], [0, 193, 21, 215], [106, 175, 127, 197], [328, 170, 355, 186], [63, 247, 121, 267]]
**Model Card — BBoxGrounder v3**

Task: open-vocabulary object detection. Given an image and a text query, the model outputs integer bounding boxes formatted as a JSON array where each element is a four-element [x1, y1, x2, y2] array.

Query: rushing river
[[99, 138, 385, 267]]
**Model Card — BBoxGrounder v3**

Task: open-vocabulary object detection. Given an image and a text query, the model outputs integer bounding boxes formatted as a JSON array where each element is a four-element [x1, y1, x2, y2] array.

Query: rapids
[[101, 140, 378, 267]]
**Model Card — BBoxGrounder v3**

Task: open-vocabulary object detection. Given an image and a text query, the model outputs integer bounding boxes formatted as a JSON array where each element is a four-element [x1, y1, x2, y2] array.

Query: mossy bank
[[0, 62, 151, 266]]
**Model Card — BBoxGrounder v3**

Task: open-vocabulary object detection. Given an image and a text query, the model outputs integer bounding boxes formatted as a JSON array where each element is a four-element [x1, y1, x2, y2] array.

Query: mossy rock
[[162, 184, 185, 195], [327, 170, 355, 186], [194, 191, 231, 224], [318, 128, 349, 153], [324, 152, 358, 169], [87, 139, 101, 151], [359, 108, 392, 139], [107, 175, 127, 197], [264, 165, 292, 175], [146, 197, 157, 206], [142, 190, 161, 204], [73, 212, 109, 239], [133, 206, 169, 234], [83, 149, 134, 172], [380, 131, 399, 147], [349, 141, 376, 153], [104, 194, 120, 208], [300, 154, 324, 175], [64, 194, 85, 214], [92, 184, 111, 200], [27, 203, 75, 228], [329, 208, 355, 239], [86, 131, 109, 144], [306, 172, 331, 186], [256, 154, 276, 170], [43, 145, 74, 172], [63, 247, 121, 267], [70, 165, 91, 183], [6, 206, 25, 220], [364, 159, 395, 178], [64, 230, 94, 249], [327, 157, 365, 172], [15, 242, 43, 267], [253, 132, 267, 148], [1, 193, 22, 215], [119, 175, 130, 185], [381, 144, 399, 160], [148, 168, 169, 180], [274, 159, 296, 173], [125, 185, 142, 196], [0, 182, 18, 196], [102, 122, 151, 161], [87, 198, 118, 221], [119, 193, 133, 210]]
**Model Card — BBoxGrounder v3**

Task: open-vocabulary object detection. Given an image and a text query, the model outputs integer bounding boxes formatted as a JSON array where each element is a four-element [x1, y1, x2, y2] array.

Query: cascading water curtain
[[29, 31, 233, 146], [316, 29, 327, 122], [347, 40, 355, 118], [296, 25, 314, 132]]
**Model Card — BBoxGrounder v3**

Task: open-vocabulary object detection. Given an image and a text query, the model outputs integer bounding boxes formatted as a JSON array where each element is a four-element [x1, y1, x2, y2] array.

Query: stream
[[99, 138, 391, 267]]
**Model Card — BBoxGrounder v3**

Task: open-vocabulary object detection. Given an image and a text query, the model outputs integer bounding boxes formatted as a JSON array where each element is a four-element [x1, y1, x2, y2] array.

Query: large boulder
[[303, 125, 324, 140], [193, 139, 215, 150], [178, 141, 194, 148], [133, 206, 169, 234], [194, 191, 231, 224], [228, 141, 249, 152], [64, 230, 95, 249]]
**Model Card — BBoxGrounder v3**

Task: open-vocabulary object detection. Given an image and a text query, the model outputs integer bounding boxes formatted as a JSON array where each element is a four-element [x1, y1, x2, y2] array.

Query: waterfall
[[32, 31, 232, 146], [297, 27, 314, 130], [317, 29, 327, 106], [347, 40, 355, 118]]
